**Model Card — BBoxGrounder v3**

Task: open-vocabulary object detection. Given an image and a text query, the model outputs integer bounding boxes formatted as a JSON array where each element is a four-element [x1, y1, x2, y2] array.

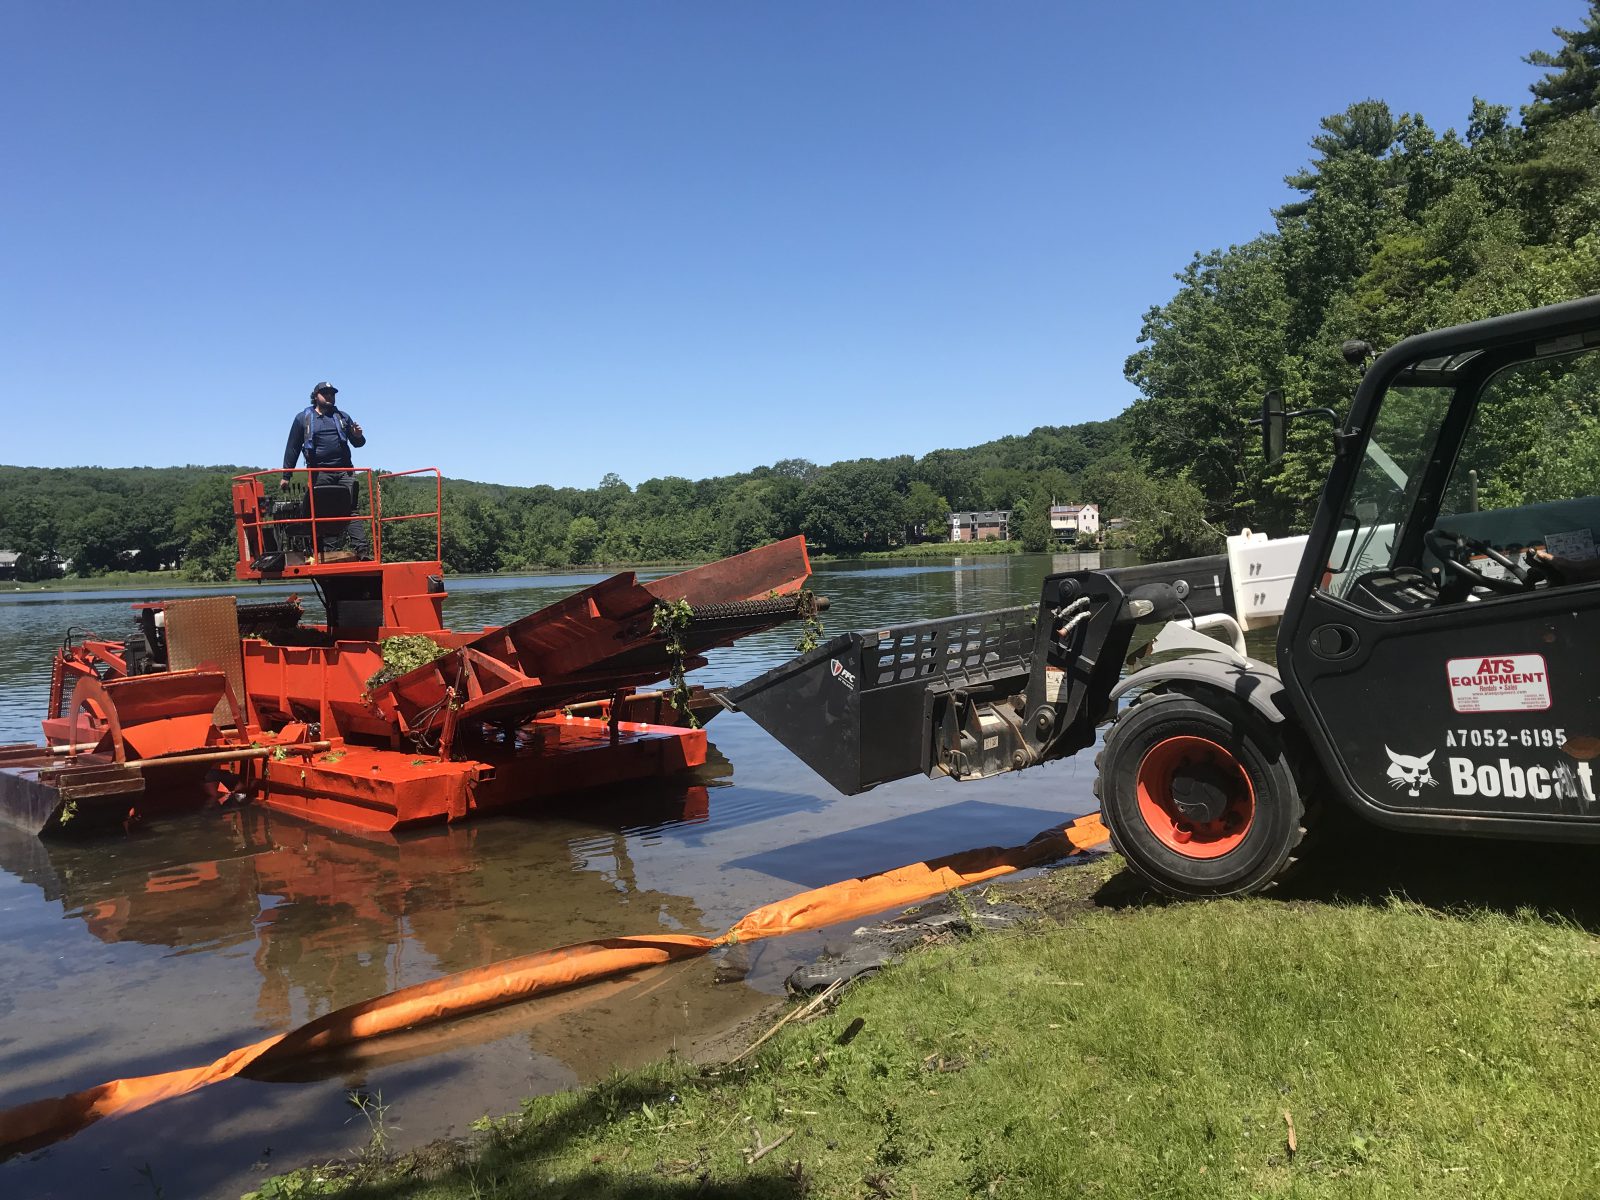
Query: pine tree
[[1523, 2, 1600, 129]]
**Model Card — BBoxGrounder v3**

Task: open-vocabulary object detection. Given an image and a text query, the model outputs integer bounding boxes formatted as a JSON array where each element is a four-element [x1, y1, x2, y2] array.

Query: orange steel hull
[[249, 716, 707, 835]]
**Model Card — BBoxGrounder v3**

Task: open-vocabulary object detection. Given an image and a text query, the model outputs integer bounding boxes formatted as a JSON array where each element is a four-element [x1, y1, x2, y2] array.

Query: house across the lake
[[1048, 502, 1100, 543], [949, 510, 1011, 542]]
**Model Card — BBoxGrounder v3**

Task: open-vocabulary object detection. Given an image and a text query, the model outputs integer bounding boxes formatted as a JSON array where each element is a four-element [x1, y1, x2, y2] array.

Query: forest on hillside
[[0, 417, 1131, 581], [1126, 3, 1600, 537], [3, 5, 1598, 583]]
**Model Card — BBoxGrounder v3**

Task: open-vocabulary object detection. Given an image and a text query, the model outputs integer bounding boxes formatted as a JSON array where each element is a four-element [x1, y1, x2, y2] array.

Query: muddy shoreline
[[245, 855, 1120, 1196]]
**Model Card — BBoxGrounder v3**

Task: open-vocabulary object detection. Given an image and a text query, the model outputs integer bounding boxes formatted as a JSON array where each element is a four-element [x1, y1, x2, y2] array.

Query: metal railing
[[232, 467, 443, 568], [374, 468, 444, 563]]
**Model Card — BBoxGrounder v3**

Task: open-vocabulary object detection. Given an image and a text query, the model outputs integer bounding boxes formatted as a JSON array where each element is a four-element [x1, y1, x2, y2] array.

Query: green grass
[[5, 568, 308, 592], [845, 540, 1025, 561], [252, 857, 1600, 1199], [4, 569, 198, 592]]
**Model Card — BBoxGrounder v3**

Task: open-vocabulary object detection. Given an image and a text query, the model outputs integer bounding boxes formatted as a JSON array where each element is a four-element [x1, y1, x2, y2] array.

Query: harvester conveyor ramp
[[372, 536, 819, 735]]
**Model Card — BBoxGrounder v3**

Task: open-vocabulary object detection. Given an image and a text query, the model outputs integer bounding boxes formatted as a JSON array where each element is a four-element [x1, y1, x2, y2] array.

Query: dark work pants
[[309, 471, 370, 556]]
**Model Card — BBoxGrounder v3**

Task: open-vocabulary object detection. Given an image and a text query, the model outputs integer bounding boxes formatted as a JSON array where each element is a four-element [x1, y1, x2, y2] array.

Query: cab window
[[1320, 383, 1451, 600], [1320, 343, 1600, 609], [1438, 347, 1600, 564]]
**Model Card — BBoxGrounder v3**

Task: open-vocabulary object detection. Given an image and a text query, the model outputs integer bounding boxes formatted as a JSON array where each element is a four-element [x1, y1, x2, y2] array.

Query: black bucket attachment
[[717, 606, 1035, 796]]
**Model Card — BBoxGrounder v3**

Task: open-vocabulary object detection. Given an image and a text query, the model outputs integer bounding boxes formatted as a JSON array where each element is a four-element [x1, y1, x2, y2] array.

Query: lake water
[[0, 552, 1125, 1198]]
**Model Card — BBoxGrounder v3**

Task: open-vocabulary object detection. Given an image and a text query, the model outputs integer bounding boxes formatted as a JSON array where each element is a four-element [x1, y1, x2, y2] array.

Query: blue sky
[[2, 2, 1578, 489]]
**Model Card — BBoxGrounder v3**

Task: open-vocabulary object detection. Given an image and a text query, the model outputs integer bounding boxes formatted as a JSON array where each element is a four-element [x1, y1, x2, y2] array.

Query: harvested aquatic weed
[[794, 588, 824, 653], [651, 598, 699, 728], [366, 635, 449, 691]]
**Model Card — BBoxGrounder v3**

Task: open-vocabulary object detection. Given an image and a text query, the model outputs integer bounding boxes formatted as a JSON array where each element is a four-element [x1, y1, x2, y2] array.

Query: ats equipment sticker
[[1447, 654, 1550, 713]]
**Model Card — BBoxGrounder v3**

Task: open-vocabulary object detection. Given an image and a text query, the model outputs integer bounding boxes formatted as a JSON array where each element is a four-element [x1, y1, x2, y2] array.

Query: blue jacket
[[282, 405, 366, 478]]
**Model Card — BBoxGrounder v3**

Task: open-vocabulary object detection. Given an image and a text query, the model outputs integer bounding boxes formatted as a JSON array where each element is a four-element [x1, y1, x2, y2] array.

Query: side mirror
[[1261, 389, 1286, 465]]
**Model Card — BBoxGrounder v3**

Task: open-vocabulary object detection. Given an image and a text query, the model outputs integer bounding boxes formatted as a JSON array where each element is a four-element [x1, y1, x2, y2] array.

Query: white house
[[1048, 502, 1100, 542]]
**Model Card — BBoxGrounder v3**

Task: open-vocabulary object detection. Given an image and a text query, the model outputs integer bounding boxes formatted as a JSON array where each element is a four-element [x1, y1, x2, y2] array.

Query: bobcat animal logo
[[1385, 746, 1438, 798]]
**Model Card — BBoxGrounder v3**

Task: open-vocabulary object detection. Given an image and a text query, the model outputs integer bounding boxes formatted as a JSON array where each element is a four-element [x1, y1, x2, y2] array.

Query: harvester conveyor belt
[[372, 537, 816, 734]]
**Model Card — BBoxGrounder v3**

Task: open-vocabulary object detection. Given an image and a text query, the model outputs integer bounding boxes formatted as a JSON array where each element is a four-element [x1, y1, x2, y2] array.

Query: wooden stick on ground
[[732, 978, 845, 1064], [747, 1129, 795, 1165]]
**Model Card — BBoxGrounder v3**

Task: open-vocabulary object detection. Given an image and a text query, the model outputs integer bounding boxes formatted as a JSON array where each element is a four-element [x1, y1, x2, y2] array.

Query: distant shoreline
[[3, 542, 1102, 594]]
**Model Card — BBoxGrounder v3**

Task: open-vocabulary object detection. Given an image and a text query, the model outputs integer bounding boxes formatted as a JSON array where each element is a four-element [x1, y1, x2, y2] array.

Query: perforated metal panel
[[860, 606, 1034, 691], [162, 596, 246, 726]]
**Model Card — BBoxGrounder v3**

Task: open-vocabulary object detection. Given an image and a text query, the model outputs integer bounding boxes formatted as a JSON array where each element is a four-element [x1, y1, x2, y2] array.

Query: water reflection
[[0, 791, 725, 1019]]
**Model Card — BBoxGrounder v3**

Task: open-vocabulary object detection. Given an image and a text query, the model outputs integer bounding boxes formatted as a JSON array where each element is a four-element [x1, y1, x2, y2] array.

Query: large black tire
[[1094, 690, 1307, 897]]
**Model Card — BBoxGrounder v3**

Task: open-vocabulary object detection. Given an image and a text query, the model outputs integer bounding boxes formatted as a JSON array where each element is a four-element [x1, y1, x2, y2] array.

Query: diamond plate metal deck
[[163, 596, 246, 726]]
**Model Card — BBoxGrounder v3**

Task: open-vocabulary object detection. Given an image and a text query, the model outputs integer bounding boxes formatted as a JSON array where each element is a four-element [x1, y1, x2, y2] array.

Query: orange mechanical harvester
[[0, 466, 819, 836]]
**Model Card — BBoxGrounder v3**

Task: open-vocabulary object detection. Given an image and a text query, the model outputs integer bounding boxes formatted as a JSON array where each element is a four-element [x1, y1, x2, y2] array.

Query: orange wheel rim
[[1134, 735, 1254, 859]]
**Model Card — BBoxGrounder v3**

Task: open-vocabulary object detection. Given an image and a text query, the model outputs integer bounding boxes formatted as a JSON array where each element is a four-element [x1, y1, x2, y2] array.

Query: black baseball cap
[[311, 382, 338, 398]]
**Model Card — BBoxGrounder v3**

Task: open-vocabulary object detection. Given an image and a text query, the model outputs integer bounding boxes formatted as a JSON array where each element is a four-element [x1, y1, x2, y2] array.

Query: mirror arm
[[1248, 406, 1348, 456], [1279, 407, 1360, 457], [1248, 405, 1340, 424], [1288, 406, 1338, 424]]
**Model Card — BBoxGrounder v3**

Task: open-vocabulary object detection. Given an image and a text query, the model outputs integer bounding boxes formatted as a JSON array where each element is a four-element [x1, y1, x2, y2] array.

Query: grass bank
[[839, 540, 1024, 561], [5, 569, 202, 592], [252, 843, 1600, 1199]]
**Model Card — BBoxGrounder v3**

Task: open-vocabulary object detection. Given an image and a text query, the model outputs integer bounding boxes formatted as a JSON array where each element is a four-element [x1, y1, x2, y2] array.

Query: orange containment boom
[[0, 813, 1107, 1158]]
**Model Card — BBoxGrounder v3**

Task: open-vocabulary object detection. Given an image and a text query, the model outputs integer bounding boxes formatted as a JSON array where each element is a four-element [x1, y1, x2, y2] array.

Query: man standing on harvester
[[281, 382, 368, 559]]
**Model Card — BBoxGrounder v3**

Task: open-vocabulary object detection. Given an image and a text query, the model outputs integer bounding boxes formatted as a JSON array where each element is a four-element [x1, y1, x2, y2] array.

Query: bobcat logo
[[1385, 746, 1438, 798]]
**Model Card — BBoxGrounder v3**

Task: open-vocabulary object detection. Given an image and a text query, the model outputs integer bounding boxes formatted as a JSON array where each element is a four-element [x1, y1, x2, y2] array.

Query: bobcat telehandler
[[720, 294, 1600, 896]]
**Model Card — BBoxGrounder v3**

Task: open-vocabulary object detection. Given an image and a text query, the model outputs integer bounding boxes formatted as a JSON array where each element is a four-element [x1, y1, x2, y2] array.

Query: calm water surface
[[0, 554, 1125, 1198]]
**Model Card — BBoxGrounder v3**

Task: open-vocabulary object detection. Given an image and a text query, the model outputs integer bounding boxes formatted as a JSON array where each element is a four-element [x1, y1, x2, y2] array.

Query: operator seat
[[310, 481, 355, 555]]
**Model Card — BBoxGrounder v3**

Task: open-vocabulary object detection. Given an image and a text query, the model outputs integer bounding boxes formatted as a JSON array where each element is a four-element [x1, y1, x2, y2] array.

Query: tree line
[[1124, 3, 1600, 538], [4, 4, 1597, 582], [0, 417, 1143, 581]]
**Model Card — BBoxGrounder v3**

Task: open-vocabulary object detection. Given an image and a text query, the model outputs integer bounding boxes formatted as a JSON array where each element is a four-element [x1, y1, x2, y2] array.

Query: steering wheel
[[1424, 528, 1529, 594]]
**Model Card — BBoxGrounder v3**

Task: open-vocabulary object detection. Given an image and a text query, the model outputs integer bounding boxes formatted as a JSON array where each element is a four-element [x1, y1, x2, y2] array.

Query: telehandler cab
[[721, 295, 1600, 895]]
